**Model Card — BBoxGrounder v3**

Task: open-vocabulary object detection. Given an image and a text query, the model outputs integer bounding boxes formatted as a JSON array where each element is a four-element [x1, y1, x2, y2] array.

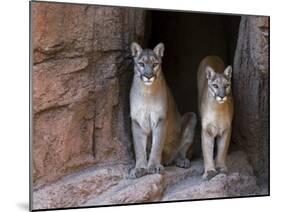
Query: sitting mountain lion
[[198, 55, 234, 180], [129, 42, 197, 178]]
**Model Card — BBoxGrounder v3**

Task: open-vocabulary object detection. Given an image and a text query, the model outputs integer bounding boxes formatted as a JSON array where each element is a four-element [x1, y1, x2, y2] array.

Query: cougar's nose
[[218, 90, 225, 98], [144, 72, 154, 79]]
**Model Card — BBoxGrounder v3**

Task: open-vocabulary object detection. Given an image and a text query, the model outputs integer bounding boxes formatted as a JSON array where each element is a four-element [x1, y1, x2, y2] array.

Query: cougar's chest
[[130, 87, 168, 133], [202, 102, 233, 136]]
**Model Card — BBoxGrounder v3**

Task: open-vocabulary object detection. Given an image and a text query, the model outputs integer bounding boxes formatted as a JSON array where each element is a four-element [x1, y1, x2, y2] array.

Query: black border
[[29, 1, 33, 211], [267, 15, 270, 197], [29, 0, 270, 211]]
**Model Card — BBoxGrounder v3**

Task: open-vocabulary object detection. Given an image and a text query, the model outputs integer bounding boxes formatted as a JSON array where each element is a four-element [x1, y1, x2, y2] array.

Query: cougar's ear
[[205, 66, 216, 80], [153, 42, 164, 58], [131, 42, 142, 57], [224, 65, 232, 79]]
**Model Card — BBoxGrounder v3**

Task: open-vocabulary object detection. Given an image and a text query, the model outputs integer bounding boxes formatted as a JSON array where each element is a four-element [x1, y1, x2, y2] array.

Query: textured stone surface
[[85, 174, 164, 205], [32, 2, 146, 187], [163, 173, 257, 200], [233, 16, 269, 184], [163, 151, 259, 201], [33, 151, 266, 210], [33, 165, 127, 209]]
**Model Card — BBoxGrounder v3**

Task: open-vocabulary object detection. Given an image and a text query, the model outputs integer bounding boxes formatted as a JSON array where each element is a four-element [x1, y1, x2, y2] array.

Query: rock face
[[233, 16, 269, 184], [32, 2, 146, 188], [33, 151, 265, 210], [33, 165, 127, 209]]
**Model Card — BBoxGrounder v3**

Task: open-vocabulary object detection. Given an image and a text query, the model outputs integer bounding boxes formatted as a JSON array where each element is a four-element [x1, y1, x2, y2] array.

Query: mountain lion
[[129, 42, 197, 178], [198, 56, 234, 180]]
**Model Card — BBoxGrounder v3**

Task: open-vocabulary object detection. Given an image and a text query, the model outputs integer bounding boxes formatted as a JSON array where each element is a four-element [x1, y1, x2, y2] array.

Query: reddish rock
[[163, 151, 260, 201], [32, 2, 146, 187], [98, 174, 164, 204], [33, 165, 128, 209], [33, 151, 265, 210], [164, 172, 257, 201]]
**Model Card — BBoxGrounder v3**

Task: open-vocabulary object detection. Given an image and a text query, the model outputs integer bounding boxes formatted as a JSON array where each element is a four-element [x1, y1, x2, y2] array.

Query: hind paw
[[174, 158, 191, 168]]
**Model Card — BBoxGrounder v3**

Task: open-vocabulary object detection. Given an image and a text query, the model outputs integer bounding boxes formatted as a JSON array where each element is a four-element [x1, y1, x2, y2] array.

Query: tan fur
[[198, 56, 234, 180], [129, 42, 197, 178]]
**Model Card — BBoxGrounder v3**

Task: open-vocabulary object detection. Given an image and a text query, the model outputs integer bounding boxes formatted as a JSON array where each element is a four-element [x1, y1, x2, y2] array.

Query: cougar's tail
[[180, 112, 197, 159]]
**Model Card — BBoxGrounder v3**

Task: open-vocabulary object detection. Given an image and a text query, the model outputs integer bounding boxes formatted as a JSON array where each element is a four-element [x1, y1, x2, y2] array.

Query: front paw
[[148, 164, 164, 174], [202, 169, 217, 180], [174, 158, 191, 169], [128, 167, 147, 179]]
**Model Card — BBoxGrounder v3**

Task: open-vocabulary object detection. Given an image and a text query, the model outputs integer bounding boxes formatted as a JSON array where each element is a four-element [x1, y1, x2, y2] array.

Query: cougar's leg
[[147, 119, 166, 174], [202, 125, 217, 180], [215, 128, 231, 173], [128, 120, 148, 179]]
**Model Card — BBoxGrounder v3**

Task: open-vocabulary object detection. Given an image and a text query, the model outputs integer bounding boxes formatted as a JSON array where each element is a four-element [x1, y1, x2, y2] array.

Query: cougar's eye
[[138, 62, 145, 67], [152, 63, 159, 68], [225, 84, 230, 88], [213, 84, 218, 89]]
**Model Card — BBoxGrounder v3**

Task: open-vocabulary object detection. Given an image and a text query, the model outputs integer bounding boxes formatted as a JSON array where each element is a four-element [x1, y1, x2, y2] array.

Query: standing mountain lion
[[198, 56, 234, 180], [129, 42, 197, 178]]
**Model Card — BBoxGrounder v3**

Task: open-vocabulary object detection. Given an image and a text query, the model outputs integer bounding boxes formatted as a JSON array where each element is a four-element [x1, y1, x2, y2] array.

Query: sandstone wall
[[233, 16, 269, 184], [32, 2, 146, 188]]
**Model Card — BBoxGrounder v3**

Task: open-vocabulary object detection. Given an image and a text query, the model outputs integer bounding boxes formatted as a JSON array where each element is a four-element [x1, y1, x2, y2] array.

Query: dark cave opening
[[145, 11, 241, 115], [143, 11, 241, 158], [135, 11, 268, 185]]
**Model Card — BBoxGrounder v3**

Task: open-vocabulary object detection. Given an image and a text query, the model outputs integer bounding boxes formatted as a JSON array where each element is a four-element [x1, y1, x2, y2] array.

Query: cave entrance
[[144, 11, 241, 157], [145, 11, 240, 115], [140, 11, 268, 185]]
